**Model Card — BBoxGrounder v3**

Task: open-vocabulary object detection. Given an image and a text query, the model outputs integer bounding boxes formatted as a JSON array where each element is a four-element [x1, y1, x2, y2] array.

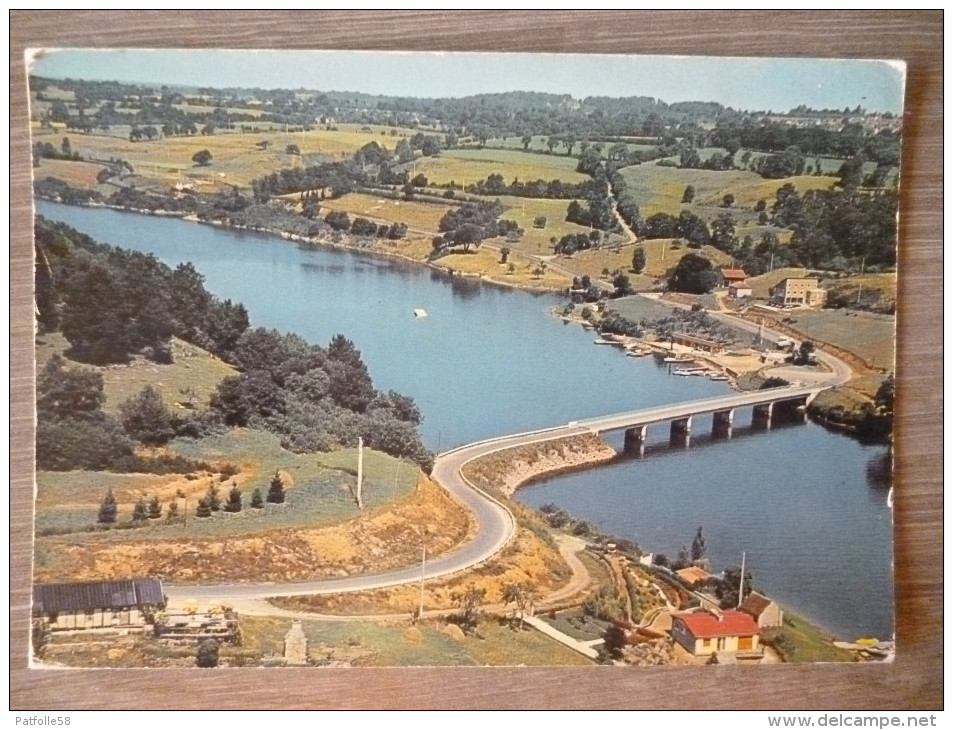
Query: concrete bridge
[[570, 385, 822, 453]]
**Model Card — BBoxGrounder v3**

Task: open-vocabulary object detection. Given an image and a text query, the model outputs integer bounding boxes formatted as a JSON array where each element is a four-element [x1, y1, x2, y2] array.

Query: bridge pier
[[670, 416, 692, 447], [624, 425, 647, 456], [712, 408, 734, 439], [752, 403, 773, 430], [773, 396, 809, 424]]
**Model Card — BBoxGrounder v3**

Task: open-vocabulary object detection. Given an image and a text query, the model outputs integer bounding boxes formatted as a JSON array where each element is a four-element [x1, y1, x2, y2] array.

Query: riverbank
[[36, 194, 568, 295], [459, 433, 618, 499]]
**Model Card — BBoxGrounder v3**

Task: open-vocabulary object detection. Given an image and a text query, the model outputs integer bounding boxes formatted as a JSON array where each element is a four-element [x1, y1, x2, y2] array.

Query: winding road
[[166, 305, 851, 607]]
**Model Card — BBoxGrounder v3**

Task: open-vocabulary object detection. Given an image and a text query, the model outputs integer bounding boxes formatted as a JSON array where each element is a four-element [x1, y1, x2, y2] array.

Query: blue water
[[35, 200, 893, 640]]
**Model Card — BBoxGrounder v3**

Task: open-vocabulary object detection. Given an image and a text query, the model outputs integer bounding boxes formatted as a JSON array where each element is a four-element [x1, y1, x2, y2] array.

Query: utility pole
[[737, 551, 746, 609], [419, 545, 426, 618], [356, 437, 364, 510]]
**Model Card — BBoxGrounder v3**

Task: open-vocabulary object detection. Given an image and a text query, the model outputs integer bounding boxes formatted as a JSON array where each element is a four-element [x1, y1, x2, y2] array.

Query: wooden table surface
[[9, 10, 942, 710]]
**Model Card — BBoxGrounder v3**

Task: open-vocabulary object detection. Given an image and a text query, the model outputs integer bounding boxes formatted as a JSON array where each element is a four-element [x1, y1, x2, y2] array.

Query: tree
[[98, 488, 118, 524], [285, 144, 300, 156], [690, 526, 707, 562], [132, 497, 148, 522], [224, 484, 242, 513], [499, 246, 511, 264], [502, 581, 538, 630], [716, 565, 754, 609], [118, 385, 174, 446], [192, 149, 213, 167], [206, 482, 222, 512], [632, 248, 646, 274], [668, 253, 719, 294], [147, 495, 163, 520], [61, 137, 72, 157], [794, 340, 816, 365], [195, 497, 212, 518], [166, 500, 179, 523], [267, 470, 286, 504], [196, 638, 220, 668], [721, 193, 735, 208], [521, 134, 533, 150], [250, 488, 264, 509], [611, 272, 632, 298], [449, 585, 486, 634]]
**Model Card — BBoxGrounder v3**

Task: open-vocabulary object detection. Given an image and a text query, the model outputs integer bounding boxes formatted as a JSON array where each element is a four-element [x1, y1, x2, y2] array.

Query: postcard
[[27, 49, 901, 668]]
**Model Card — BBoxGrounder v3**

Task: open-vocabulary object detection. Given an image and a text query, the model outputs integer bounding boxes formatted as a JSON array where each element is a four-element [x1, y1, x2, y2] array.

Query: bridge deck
[[574, 385, 821, 433]]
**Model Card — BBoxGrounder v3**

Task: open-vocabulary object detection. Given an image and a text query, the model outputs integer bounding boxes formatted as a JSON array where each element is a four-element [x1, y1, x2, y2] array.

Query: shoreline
[[35, 195, 567, 296]]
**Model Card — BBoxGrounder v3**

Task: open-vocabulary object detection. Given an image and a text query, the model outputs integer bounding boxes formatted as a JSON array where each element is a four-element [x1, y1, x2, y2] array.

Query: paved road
[[166, 383, 823, 604]]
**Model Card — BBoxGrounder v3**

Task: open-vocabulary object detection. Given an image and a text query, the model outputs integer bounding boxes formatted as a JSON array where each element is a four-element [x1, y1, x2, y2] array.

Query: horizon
[[27, 50, 905, 115]]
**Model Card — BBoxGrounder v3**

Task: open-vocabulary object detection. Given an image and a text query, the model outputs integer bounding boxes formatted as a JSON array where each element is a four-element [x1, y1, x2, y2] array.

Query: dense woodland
[[34, 218, 433, 472]]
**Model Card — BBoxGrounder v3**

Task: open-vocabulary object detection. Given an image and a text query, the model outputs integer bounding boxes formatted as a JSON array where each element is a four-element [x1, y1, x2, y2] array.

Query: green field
[[763, 613, 854, 663], [240, 615, 591, 666], [774, 308, 895, 370], [412, 148, 590, 186], [35, 429, 418, 540]]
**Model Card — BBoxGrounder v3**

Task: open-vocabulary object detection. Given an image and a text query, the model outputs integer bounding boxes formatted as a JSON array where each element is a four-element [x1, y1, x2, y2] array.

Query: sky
[[27, 49, 906, 114]]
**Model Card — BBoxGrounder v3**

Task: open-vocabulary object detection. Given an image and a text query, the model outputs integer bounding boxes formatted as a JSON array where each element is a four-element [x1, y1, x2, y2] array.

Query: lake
[[35, 200, 893, 640]]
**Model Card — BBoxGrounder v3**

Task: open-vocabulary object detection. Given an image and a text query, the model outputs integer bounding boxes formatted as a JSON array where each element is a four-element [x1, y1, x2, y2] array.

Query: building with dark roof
[[33, 578, 165, 631], [740, 591, 784, 628]]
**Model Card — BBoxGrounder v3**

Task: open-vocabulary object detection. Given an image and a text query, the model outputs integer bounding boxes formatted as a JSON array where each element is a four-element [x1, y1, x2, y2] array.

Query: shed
[[740, 591, 785, 628], [33, 578, 165, 631]]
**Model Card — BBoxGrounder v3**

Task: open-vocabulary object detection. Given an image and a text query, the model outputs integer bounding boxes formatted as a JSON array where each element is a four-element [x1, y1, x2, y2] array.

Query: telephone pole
[[419, 545, 427, 618], [737, 551, 746, 609], [356, 437, 364, 510]]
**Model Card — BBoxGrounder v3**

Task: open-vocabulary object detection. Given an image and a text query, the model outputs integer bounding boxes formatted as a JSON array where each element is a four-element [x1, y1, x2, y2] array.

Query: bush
[[196, 639, 220, 668]]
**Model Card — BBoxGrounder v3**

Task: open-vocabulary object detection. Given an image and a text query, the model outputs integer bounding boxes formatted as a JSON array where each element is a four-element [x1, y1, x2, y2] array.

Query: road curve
[[165, 381, 827, 604]]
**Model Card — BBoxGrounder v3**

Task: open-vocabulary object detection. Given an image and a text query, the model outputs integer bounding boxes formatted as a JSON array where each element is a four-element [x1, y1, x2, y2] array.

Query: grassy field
[[30, 123, 416, 189], [775, 309, 895, 370], [563, 238, 733, 287], [35, 428, 420, 539], [763, 612, 854, 663], [618, 163, 837, 218], [35, 333, 237, 416], [493, 196, 592, 255], [34, 158, 107, 187], [318, 192, 453, 233], [411, 148, 590, 186], [34, 461, 469, 586], [436, 246, 571, 290]]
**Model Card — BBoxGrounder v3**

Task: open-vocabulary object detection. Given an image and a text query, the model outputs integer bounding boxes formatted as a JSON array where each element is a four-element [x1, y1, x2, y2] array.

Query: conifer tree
[[195, 496, 212, 518], [224, 484, 242, 513], [206, 482, 222, 512], [250, 488, 264, 509], [132, 497, 148, 522], [166, 500, 179, 522], [267, 471, 285, 504], [97, 488, 118, 524], [147, 494, 163, 519]]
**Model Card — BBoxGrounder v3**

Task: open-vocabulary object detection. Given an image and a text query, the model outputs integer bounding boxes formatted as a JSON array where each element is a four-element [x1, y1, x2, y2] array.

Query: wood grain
[[10, 10, 942, 710]]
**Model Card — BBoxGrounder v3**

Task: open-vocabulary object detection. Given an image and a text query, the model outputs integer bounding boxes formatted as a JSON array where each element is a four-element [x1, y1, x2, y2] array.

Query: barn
[[33, 578, 165, 631]]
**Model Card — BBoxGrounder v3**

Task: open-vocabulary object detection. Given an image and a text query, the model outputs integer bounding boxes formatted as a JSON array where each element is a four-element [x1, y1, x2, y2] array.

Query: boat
[[673, 367, 706, 376], [594, 338, 613, 345], [663, 355, 694, 364], [627, 349, 651, 358], [709, 373, 730, 381]]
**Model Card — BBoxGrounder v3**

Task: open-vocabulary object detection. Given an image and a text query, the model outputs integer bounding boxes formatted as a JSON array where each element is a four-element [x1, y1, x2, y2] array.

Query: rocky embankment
[[461, 433, 618, 498]]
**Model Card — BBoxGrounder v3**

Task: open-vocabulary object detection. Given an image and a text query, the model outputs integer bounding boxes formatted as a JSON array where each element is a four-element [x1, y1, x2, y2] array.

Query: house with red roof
[[670, 608, 762, 657], [719, 268, 749, 288]]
